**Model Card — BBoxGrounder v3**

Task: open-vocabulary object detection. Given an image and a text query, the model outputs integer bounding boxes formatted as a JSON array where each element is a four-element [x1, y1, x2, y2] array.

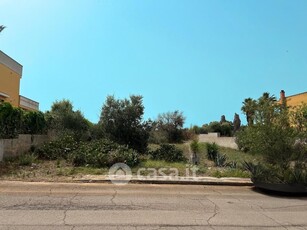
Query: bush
[[21, 111, 46, 134], [206, 143, 219, 161], [45, 100, 91, 141], [148, 129, 168, 144], [17, 153, 37, 166], [155, 111, 185, 143], [190, 140, 200, 153], [0, 102, 22, 138], [70, 139, 139, 167], [149, 144, 187, 162], [240, 95, 307, 185], [35, 134, 79, 160], [207, 121, 233, 137], [214, 153, 227, 167], [100, 95, 149, 153], [206, 143, 231, 167]]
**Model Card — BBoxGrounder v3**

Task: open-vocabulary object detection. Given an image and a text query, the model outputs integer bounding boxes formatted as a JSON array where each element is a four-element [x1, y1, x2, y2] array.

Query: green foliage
[[239, 93, 307, 185], [70, 139, 139, 167], [100, 95, 149, 153], [154, 111, 186, 143], [46, 100, 90, 141], [244, 161, 307, 184], [35, 135, 79, 160], [241, 97, 257, 126], [17, 153, 37, 166], [89, 123, 104, 140], [211, 168, 250, 178], [233, 113, 241, 133], [206, 143, 232, 167], [148, 129, 168, 144], [206, 143, 219, 161], [0, 102, 23, 138], [190, 125, 208, 134], [149, 144, 187, 162], [21, 111, 46, 134], [290, 103, 307, 133], [214, 153, 227, 167], [207, 121, 233, 136], [190, 140, 200, 153]]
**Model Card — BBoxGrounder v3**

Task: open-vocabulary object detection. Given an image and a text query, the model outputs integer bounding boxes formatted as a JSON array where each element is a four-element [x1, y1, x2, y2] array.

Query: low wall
[[0, 134, 49, 161], [198, 133, 238, 149]]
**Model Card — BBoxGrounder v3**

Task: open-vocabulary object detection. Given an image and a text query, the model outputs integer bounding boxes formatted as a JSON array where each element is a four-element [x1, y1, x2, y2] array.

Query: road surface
[[0, 181, 306, 229]]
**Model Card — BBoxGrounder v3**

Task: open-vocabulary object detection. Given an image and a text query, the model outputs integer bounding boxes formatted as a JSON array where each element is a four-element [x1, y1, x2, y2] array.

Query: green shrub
[[100, 95, 149, 153], [0, 102, 23, 138], [190, 140, 200, 153], [206, 143, 219, 161], [214, 153, 227, 167], [34, 134, 79, 160], [17, 153, 37, 166], [70, 139, 139, 167], [21, 111, 46, 134], [149, 144, 187, 162], [244, 161, 307, 184]]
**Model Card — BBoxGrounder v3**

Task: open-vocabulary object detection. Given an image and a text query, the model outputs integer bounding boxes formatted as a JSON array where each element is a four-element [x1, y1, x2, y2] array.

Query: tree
[[22, 111, 46, 135], [99, 95, 149, 153], [220, 115, 226, 123], [236, 92, 298, 156], [0, 25, 5, 33], [255, 92, 279, 125], [46, 100, 90, 140], [155, 110, 185, 143], [233, 113, 241, 133], [241, 98, 257, 126], [207, 120, 233, 137], [290, 103, 307, 133]]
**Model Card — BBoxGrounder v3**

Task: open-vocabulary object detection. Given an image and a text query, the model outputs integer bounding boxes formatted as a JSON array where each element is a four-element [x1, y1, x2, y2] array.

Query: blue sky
[[1, 0, 306, 126]]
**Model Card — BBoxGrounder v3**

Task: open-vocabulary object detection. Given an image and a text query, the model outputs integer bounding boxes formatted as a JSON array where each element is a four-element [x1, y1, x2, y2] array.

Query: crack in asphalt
[[62, 190, 79, 226], [111, 189, 117, 205], [206, 197, 219, 228], [259, 212, 289, 230]]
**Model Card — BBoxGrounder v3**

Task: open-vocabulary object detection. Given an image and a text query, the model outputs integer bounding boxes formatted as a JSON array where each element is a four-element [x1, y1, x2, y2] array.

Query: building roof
[[286, 91, 307, 99], [0, 50, 23, 76]]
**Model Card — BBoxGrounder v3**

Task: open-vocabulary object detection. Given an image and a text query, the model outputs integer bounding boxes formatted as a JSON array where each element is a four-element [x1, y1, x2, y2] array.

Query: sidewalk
[[75, 175, 253, 186]]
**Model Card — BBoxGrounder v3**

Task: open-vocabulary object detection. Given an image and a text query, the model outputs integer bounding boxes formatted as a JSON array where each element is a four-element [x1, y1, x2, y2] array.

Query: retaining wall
[[0, 134, 49, 161], [198, 133, 238, 149]]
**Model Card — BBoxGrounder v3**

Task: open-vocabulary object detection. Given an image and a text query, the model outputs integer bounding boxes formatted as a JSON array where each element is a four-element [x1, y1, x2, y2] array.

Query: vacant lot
[[0, 142, 263, 182]]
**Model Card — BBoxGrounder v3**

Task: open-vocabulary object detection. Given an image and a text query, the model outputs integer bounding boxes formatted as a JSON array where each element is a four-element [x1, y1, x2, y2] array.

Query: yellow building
[[0, 51, 39, 111], [279, 90, 307, 108]]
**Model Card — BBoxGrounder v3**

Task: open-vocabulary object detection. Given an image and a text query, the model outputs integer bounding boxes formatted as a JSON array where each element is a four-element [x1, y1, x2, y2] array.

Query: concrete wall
[[198, 133, 238, 149], [0, 134, 49, 161]]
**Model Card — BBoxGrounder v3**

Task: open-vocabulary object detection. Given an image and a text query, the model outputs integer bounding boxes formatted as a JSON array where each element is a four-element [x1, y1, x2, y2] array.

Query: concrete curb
[[74, 175, 253, 186]]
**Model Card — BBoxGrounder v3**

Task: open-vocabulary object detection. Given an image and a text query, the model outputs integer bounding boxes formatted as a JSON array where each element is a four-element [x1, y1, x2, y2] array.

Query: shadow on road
[[251, 186, 307, 199]]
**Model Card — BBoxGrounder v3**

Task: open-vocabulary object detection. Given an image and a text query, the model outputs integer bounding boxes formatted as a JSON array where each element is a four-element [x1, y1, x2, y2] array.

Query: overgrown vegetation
[[45, 100, 90, 141], [149, 144, 187, 162], [149, 110, 186, 143], [99, 95, 149, 153], [237, 93, 307, 185], [0, 102, 46, 138]]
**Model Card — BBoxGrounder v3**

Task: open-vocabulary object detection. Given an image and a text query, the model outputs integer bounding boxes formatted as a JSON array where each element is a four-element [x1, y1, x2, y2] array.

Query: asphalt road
[[0, 181, 306, 229]]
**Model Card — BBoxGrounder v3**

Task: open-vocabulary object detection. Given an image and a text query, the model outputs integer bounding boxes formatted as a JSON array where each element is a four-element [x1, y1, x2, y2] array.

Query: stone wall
[[0, 134, 49, 161], [198, 133, 238, 149]]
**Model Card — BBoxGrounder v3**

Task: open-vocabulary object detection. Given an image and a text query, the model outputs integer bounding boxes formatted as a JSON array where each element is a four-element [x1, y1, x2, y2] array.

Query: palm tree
[[241, 98, 257, 126], [0, 25, 6, 33], [256, 92, 277, 124]]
